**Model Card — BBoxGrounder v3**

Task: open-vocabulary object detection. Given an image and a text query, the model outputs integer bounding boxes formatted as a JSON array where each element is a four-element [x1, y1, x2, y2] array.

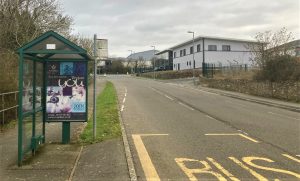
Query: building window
[[189, 61, 191, 66], [187, 61, 189, 66], [197, 44, 201, 52], [190, 46, 194, 54], [174, 64, 176, 69], [183, 49, 186, 56], [208, 45, 217, 51], [222, 45, 231, 51], [180, 50, 183, 57], [174, 52, 176, 58]]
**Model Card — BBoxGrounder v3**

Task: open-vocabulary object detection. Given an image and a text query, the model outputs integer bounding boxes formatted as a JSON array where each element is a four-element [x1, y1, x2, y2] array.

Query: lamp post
[[151, 45, 155, 79], [93, 34, 97, 140], [187, 31, 195, 85]]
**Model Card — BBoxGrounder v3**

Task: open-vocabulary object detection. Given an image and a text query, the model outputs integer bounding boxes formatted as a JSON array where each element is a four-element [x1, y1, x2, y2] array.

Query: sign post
[[62, 122, 70, 144]]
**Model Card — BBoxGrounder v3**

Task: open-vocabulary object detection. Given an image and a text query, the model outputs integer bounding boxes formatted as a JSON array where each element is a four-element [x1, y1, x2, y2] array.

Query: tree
[[137, 56, 147, 73], [106, 60, 129, 74], [247, 27, 294, 68], [0, 0, 73, 92], [0, 0, 73, 50], [247, 27, 299, 82]]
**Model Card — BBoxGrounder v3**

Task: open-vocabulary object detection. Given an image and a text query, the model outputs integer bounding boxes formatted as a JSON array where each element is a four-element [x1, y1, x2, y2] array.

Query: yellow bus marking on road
[[205, 133, 259, 143], [207, 157, 240, 181], [132, 134, 168, 181], [238, 134, 259, 143], [175, 158, 227, 181], [228, 157, 268, 181], [242, 156, 300, 179], [282, 154, 300, 163]]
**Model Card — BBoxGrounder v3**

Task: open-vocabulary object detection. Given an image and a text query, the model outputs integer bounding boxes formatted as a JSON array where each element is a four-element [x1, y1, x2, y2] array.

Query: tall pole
[[93, 34, 97, 140], [151, 45, 155, 79], [128, 50, 133, 74], [202, 38, 205, 77], [188, 31, 195, 85]]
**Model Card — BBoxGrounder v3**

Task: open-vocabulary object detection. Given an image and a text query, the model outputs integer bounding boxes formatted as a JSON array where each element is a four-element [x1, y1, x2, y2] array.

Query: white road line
[[268, 111, 300, 120], [237, 130, 249, 135], [282, 154, 300, 163], [150, 87, 164, 95], [206, 115, 216, 120], [164, 95, 174, 101], [120, 87, 127, 112], [205, 133, 259, 143], [178, 102, 194, 111]]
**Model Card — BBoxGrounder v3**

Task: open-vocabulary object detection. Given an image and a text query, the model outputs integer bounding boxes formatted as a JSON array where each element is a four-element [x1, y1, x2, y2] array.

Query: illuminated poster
[[46, 61, 87, 121]]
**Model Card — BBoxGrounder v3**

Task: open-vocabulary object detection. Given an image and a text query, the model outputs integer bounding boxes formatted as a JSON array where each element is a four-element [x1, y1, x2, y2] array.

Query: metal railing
[[0, 91, 18, 125]]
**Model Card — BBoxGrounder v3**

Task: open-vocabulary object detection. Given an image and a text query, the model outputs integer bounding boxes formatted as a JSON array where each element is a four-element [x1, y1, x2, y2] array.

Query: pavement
[[0, 78, 130, 181], [109, 75, 300, 181]]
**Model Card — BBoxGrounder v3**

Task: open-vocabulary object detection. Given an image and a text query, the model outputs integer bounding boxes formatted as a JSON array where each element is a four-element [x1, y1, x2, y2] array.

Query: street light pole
[[151, 45, 155, 79], [188, 31, 195, 85], [93, 34, 97, 140]]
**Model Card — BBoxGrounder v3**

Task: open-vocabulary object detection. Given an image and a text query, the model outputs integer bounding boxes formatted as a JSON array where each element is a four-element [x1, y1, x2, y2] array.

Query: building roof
[[280, 39, 300, 48], [157, 35, 259, 55], [127, 49, 159, 61]]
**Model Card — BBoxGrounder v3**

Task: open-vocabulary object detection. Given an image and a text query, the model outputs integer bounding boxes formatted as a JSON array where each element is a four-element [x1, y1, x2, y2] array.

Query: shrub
[[254, 55, 300, 82]]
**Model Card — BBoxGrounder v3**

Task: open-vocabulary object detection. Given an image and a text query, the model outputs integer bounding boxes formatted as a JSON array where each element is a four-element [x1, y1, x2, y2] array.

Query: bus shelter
[[17, 31, 91, 166]]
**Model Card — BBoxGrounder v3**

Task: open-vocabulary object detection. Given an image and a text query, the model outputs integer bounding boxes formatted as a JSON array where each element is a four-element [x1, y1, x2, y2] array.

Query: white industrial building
[[158, 36, 258, 71]]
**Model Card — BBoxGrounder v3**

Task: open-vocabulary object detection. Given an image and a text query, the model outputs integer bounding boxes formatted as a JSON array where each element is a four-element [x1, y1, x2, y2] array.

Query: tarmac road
[[109, 75, 300, 181]]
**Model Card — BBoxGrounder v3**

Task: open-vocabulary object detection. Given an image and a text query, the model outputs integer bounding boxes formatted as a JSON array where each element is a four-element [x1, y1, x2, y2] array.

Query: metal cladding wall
[[172, 38, 256, 70]]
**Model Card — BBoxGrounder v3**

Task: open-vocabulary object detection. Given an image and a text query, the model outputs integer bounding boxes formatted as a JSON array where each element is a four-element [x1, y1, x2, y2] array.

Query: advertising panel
[[46, 61, 87, 121]]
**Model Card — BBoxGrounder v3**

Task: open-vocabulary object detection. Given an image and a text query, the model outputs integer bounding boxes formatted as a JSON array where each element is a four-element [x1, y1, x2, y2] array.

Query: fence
[[203, 63, 249, 78], [0, 91, 18, 125]]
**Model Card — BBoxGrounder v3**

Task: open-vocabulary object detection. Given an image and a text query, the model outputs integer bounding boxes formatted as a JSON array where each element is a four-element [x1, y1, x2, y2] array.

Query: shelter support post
[[62, 122, 70, 144]]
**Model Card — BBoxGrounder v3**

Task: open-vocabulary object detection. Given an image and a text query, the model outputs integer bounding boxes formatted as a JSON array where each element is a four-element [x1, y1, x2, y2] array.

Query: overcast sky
[[60, 0, 299, 57]]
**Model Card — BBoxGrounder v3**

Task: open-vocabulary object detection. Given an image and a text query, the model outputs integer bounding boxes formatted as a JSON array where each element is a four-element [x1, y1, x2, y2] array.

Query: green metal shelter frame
[[17, 31, 92, 166]]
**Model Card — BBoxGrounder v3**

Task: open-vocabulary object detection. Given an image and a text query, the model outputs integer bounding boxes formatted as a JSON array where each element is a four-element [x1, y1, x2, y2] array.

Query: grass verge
[[80, 81, 121, 144]]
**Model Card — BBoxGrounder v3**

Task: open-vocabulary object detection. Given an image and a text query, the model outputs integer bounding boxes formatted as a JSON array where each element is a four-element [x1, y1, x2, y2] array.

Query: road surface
[[109, 75, 300, 181]]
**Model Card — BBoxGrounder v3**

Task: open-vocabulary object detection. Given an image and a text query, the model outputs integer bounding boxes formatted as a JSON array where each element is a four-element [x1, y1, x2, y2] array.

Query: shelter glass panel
[[35, 111, 43, 136], [22, 115, 32, 152], [36, 62, 43, 109], [22, 59, 33, 113]]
